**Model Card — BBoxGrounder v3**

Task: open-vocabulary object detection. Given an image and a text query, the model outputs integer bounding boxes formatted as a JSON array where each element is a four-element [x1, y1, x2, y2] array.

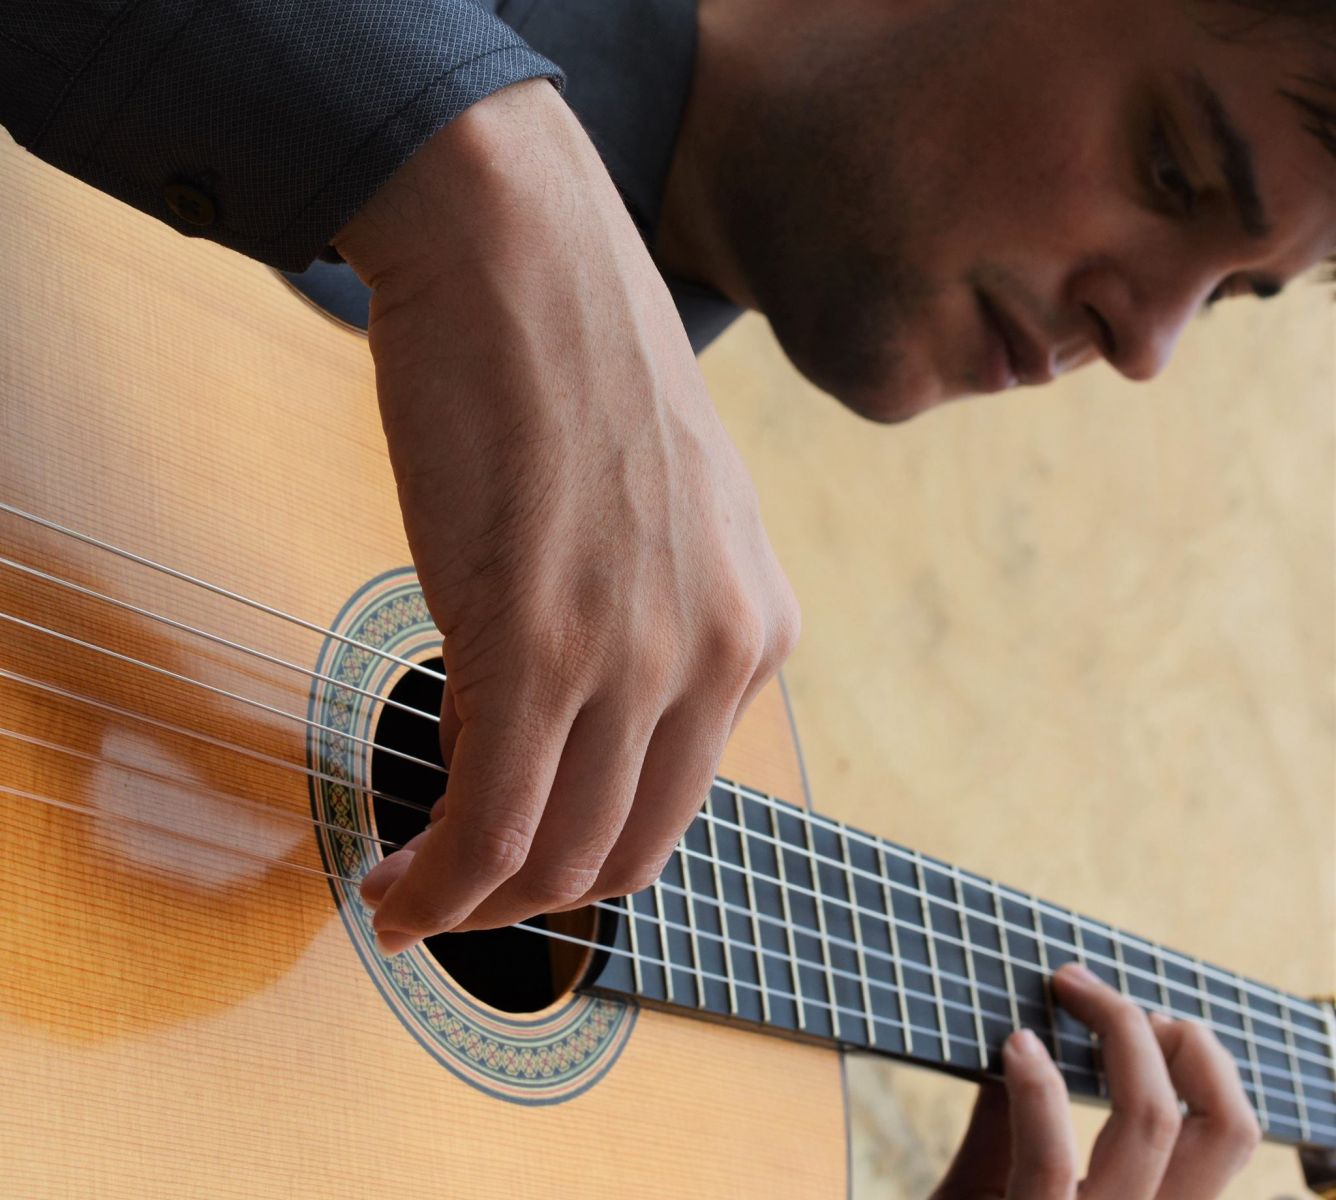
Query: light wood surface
[[702, 269, 1334, 1191], [0, 133, 845, 1199]]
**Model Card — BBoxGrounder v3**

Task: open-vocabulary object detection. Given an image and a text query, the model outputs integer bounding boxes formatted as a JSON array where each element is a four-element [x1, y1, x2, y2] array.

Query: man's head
[[658, 0, 1336, 422]]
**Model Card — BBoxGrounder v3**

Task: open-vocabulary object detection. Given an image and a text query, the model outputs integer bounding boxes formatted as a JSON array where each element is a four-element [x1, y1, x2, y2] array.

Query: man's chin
[[826, 363, 954, 426]]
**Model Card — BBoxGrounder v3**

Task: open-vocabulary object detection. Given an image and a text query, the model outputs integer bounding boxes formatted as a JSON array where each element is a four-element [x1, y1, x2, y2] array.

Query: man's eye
[[1149, 118, 1198, 215], [1204, 278, 1282, 310]]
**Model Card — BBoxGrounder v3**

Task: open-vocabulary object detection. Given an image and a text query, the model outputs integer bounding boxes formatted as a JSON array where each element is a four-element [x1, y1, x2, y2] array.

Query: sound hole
[[370, 657, 600, 1013]]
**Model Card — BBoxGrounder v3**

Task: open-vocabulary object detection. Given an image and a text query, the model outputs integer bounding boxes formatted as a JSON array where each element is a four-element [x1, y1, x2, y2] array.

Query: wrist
[[331, 77, 593, 289]]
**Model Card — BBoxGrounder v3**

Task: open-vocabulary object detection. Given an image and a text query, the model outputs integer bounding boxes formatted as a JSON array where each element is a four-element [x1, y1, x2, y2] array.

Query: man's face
[[704, 0, 1335, 422]]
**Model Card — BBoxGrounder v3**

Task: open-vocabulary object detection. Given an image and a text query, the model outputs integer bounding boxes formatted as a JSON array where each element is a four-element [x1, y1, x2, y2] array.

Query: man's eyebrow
[[1188, 73, 1273, 240]]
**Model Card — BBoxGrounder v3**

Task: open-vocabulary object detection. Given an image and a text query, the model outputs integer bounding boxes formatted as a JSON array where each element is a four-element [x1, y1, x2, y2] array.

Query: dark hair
[[1205, 1, 1336, 159], [1200, 2, 1336, 279]]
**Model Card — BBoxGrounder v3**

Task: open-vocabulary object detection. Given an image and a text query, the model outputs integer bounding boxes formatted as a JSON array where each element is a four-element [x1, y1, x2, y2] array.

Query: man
[[3, 0, 1324, 1190]]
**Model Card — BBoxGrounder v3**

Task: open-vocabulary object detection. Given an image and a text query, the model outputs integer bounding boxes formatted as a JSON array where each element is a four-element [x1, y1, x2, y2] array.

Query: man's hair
[[1202, 2, 1336, 279], [1206, 1, 1336, 159]]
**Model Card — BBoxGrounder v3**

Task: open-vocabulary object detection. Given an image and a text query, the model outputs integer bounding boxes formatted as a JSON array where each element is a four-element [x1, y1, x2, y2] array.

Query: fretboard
[[587, 779, 1336, 1151]]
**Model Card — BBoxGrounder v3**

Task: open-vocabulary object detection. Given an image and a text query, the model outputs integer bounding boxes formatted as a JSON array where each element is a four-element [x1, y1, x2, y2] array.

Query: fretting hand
[[929, 962, 1262, 1199]]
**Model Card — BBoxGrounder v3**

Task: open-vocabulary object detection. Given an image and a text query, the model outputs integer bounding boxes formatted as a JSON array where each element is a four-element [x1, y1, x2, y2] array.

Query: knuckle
[[631, 642, 678, 704], [1136, 1101, 1184, 1152], [1020, 1155, 1078, 1196], [600, 854, 672, 898], [516, 861, 603, 909], [461, 820, 533, 883], [1222, 1109, 1263, 1157], [772, 594, 802, 661], [710, 608, 767, 682]]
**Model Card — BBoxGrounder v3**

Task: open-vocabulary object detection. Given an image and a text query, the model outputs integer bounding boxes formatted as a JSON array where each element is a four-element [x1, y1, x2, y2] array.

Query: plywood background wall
[[701, 287, 1334, 1197]]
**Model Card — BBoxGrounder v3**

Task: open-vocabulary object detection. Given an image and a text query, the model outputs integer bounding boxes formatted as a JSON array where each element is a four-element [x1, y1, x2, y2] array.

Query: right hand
[[332, 78, 800, 951]]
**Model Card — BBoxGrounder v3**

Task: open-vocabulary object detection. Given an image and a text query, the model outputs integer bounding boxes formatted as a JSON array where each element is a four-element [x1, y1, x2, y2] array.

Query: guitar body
[[0, 135, 848, 1197]]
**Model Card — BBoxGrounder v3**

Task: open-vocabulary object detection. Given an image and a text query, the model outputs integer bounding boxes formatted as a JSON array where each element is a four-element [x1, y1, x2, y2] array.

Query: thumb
[[931, 1080, 1012, 1199]]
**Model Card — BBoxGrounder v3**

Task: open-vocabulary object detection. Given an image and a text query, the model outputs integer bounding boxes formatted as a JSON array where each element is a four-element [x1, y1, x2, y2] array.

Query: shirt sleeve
[[0, 1, 565, 271]]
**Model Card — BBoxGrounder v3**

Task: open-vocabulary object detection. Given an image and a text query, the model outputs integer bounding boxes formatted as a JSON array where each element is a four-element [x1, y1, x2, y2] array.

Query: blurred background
[[700, 284, 1333, 1197]]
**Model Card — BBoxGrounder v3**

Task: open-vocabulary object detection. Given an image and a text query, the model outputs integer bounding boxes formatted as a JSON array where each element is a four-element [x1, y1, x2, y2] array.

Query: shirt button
[[163, 182, 216, 227]]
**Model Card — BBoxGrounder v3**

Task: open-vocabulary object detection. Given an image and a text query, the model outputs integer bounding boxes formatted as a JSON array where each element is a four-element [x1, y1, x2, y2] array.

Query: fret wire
[[1154, 944, 1172, 1017], [878, 842, 914, 1057], [840, 829, 879, 1049], [1322, 1004, 1336, 1118], [1029, 896, 1061, 1066], [1070, 919, 1106, 1099], [679, 819, 1325, 1059], [713, 781, 1326, 1026], [627, 887, 644, 997], [643, 873, 1336, 1105], [994, 881, 1026, 1047], [914, 850, 952, 1063], [703, 790, 739, 1017], [566, 908, 1336, 1131], [1283, 999, 1312, 1144], [1239, 986, 1270, 1132], [802, 812, 842, 1041], [952, 866, 989, 1069], [630, 871, 1330, 1101], [737, 808, 772, 1026], [1112, 932, 1129, 998], [677, 844, 706, 1009], [769, 801, 807, 1032], [696, 805, 1325, 1049], [651, 880, 674, 1004], [1196, 957, 1215, 1028]]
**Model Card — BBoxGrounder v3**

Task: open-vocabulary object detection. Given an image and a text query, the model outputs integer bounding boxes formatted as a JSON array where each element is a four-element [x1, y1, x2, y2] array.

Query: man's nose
[[1067, 256, 1210, 383]]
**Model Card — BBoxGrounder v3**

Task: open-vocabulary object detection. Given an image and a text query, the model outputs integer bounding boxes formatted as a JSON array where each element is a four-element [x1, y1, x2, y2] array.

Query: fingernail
[[1149, 1011, 1172, 1027], [1008, 1028, 1042, 1057], [375, 928, 418, 956], [1061, 963, 1099, 985]]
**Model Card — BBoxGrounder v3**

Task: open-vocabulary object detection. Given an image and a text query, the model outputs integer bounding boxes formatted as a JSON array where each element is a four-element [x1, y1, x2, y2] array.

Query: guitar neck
[[587, 779, 1336, 1151]]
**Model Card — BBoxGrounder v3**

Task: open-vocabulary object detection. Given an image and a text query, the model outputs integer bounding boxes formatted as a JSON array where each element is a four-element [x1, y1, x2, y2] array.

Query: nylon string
[[0, 509, 1329, 1059], [0, 773, 1330, 1140]]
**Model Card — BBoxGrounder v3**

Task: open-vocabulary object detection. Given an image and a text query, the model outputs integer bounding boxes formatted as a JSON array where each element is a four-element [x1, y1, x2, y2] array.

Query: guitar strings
[[0, 551, 440, 726], [0, 510, 1328, 1035], [1, 608, 1325, 1064], [11, 713, 1325, 1091], [1, 678, 1329, 1097], [0, 502, 1319, 1027], [0, 613, 1326, 1067], [0, 499, 443, 681], [0, 779, 1328, 1139]]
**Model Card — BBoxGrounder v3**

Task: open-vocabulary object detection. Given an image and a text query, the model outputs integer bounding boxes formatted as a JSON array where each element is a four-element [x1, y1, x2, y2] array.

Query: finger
[[929, 1080, 1013, 1199], [1052, 964, 1181, 1199], [1147, 1014, 1262, 1198], [559, 693, 738, 906], [1002, 1028, 1081, 1198], [449, 698, 653, 931], [370, 702, 576, 952], [359, 824, 434, 909]]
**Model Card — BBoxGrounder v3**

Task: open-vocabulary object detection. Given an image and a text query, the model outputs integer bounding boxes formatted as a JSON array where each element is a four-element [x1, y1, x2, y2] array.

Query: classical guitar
[[2, 133, 1333, 1198]]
